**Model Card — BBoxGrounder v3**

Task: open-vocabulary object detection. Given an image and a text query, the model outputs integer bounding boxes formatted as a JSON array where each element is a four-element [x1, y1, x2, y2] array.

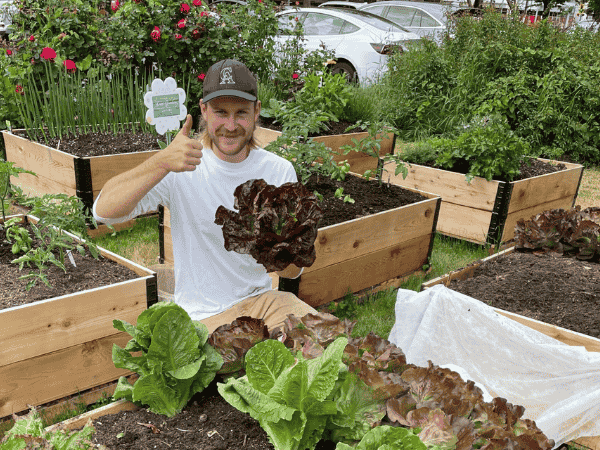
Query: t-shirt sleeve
[[92, 175, 172, 225]]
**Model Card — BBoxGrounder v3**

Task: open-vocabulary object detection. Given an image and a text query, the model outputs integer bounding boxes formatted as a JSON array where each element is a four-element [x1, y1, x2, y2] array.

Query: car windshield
[[335, 9, 409, 32]]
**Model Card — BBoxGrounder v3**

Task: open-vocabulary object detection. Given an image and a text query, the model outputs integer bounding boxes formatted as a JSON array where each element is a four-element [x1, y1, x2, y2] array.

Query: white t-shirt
[[92, 147, 299, 320]]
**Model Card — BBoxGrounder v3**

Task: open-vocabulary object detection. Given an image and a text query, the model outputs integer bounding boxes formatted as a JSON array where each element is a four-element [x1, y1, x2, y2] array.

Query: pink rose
[[150, 26, 161, 42], [200, 11, 209, 16], [193, 0, 202, 5], [175, 33, 183, 40], [40, 47, 57, 61], [15, 85, 24, 95], [6, 49, 12, 55], [292, 73, 299, 79], [180, 3, 190, 13], [111, 0, 119, 11], [63, 59, 77, 73], [29, 35, 35, 42], [198, 73, 205, 81], [177, 18, 186, 28]]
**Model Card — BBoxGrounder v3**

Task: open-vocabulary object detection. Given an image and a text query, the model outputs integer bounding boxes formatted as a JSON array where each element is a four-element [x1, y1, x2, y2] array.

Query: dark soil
[[304, 173, 428, 229], [258, 116, 358, 137], [446, 250, 600, 339], [0, 221, 140, 310], [89, 379, 336, 450]]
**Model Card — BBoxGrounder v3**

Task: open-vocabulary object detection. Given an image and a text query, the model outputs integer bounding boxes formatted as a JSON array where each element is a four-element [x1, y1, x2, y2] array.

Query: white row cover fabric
[[388, 284, 600, 448]]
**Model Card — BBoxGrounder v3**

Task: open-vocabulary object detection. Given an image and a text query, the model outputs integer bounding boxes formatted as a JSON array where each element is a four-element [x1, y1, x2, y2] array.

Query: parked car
[[318, 1, 368, 10], [274, 7, 421, 84], [359, 0, 454, 44], [0, 0, 16, 39]]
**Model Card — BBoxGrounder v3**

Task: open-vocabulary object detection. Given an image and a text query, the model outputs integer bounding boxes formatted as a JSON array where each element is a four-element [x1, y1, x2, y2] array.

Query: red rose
[[29, 35, 35, 42], [177, 18, 186, 28], [180, 3, 190, 13], [111, 0, 119, 11], [292, 73, 299, 79], [63, 59, 77, 73], [40, 47, 57, 61], [150, 26, 161, 42], [200, 11, 209, 16], [198, 73, 205, 81], [6, 49, 12, 56], [175, 33, 183, 40], [15, 85, 24, 95], [193, 0, 202, 5]]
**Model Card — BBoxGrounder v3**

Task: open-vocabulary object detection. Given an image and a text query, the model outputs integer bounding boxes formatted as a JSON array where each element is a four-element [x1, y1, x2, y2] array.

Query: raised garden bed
[[383, 158, 584, 245], [0, 214, 158, 419], [254, 123, 396, 175], [159, 173, 441, 307], [421, 246, 600, 450], [1, 129, 162, 234]]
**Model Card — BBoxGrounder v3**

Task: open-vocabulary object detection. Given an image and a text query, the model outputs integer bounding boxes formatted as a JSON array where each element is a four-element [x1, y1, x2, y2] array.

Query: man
[[93, 59, 316, 333]]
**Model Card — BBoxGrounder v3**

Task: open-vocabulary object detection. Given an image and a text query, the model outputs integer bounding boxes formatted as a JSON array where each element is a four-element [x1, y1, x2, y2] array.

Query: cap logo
[[220, 67, 235, 85]]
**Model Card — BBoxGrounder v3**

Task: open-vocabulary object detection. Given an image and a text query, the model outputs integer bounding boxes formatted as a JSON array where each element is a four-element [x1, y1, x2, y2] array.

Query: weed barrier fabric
[[388, 284, 600, 448]]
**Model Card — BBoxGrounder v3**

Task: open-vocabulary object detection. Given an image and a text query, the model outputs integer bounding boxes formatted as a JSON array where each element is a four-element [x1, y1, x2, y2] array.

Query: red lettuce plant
[[515, 206, 600, 260], [214, 178, 323, 272]]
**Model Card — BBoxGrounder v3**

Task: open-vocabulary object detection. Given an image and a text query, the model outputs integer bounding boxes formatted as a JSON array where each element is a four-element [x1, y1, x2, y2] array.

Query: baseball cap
[[202, 59, 258, 103]]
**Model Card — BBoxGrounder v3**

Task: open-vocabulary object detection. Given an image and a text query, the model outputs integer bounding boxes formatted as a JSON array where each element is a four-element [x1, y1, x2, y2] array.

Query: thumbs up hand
[[158, 115, 203, 173]]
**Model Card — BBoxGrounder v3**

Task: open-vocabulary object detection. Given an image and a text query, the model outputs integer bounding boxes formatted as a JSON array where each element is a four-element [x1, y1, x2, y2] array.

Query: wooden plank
[[2, 132, 77, 190], [255, 126, 281, 148], [299, 233, 431, 307], [88, 150, 160, 192], [495, 309, 600, 353], [164, 223, 174, 264], [501, 195, 581, 242], [0, 332, 133, 418], [383, 161, 500, 211], [575, 437, 600, 450], [308, 197, 438, 273], [9, 172, 78, 200], [0, 279, 147, 367], [436, 201, 493, 244], [507, 160, 583, 214], [44, 399, 140, 433]]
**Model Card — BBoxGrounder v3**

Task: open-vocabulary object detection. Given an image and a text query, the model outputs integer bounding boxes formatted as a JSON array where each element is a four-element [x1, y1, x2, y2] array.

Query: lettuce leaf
[[111, 302, 223, 417], [334, 425, 427, 450], [218, 336, 348, 450]]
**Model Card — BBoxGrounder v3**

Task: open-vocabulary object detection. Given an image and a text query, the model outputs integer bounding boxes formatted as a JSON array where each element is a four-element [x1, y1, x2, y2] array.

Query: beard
[[209, 126, 253, 157]]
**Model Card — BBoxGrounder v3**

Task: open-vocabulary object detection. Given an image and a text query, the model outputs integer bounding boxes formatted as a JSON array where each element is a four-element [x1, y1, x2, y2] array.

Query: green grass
[[324, 234, 490, 339]]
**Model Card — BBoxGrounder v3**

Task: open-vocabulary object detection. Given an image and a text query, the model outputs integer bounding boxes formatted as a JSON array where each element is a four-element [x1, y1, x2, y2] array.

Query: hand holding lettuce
[[214, 179, 323, 272]]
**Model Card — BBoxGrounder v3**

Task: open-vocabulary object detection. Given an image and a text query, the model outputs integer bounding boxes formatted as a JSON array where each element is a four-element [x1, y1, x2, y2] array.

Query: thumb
[[178, 114, 193, 137]]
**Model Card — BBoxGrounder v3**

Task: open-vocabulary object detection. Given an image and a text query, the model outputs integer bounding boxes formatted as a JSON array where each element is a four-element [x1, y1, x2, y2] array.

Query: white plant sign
[[144, 77, 187, 136]]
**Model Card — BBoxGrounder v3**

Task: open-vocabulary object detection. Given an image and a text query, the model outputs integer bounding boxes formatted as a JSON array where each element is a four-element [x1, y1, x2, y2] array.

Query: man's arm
[[95, 115, 203, 219]]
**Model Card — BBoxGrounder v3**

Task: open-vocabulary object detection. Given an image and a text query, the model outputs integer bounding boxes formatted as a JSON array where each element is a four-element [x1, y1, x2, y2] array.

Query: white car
[[359, 1, 454, 44], [318, 1, 368, 10], [0, 0, 16, 38], [274, 7, 421, 84]]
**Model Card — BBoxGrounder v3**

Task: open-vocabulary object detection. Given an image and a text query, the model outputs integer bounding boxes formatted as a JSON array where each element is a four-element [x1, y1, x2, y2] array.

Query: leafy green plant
[[218, 336, 349, 450], [0, 406, 96, 450], [335, 425, 427, 450], [434, 115, 531, 182], [4, 217, 33, 254], [0, 157, 36, 224], [6, 192, 103, 290], [341, 121, 408, 185], [112, 302, 223, 417]]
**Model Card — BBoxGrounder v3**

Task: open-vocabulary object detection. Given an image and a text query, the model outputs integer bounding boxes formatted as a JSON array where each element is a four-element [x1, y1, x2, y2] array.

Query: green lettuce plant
[[0, 157, 36, 224], [335, 425, 427, 450], [112, 302, 223, 417], [0, 406, 96, 450], [218, 336, 349, 450]]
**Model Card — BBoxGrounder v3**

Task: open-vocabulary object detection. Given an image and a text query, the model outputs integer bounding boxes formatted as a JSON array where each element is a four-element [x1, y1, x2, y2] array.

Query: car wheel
[[330, 61, 357, 83]]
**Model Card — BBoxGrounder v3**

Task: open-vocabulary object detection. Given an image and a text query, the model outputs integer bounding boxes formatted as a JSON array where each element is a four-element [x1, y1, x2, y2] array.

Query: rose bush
[[0, 0, 287, 129]]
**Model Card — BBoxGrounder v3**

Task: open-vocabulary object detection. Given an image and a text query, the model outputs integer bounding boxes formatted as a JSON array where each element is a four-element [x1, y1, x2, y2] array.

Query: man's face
[[200, 96, 261, 163]]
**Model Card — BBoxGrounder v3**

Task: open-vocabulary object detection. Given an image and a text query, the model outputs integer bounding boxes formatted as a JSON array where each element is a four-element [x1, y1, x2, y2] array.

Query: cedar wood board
[[0, 215, 153, 418]]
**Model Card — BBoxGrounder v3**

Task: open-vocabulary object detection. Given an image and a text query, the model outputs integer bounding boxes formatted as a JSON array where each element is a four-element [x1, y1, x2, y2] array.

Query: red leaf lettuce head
[[214, 179, 323, 272]]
